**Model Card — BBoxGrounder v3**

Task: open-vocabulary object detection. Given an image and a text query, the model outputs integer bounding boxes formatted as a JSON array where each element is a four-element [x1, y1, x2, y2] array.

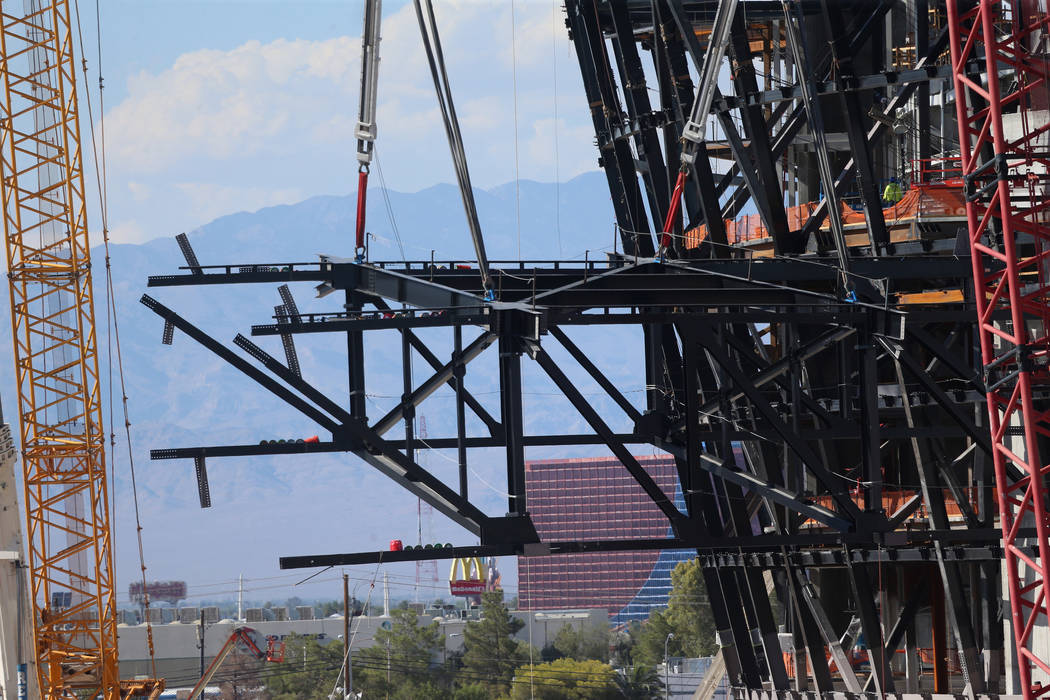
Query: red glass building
[[517, 455, 694, 623]]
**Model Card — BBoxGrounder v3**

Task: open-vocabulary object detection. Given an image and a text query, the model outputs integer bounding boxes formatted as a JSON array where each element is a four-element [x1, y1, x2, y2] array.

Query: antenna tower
[[416, 416, 438, 603]]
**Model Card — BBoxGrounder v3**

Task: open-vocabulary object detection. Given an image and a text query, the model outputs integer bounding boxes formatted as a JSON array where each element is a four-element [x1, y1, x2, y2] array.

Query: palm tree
[[616, 664, 663, 699]]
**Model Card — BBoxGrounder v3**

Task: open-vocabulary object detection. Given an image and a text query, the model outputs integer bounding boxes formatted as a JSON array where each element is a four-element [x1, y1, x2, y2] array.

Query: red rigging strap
[[661, 171, 688, 252], [356, 168, 369, 255], [355, 0, 381, 261], [661, 0, 736, 259]]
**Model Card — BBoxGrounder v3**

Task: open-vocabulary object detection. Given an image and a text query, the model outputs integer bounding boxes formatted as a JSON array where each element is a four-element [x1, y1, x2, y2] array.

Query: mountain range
[[1, 171, 658, 606]]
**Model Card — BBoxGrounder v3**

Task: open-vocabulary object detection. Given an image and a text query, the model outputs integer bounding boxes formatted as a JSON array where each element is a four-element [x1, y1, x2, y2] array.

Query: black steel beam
[[566, 0, 654, 255], [725, 10, 792, 253], [251, 310, 491, 335], [819, 0, 889, 251], [608, 0, 671, 232], [696, 337, 865, 523], [372, 332, 495, 436], [141, 296, 489, 534], [500, 334, 528, 515], [716, 61, 968, 111], [373, 298, 501, 436], [140, 295, 342, 433], [798, 26, 952, 242], [879, 336, 993, 456], [549, 326, 642, 424], [533, 347, 686, 527]]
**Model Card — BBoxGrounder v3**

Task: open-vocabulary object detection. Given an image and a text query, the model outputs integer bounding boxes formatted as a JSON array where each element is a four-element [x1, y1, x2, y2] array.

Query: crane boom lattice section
[[0, 0, 119, 697], [948, 1, 1050, 697]]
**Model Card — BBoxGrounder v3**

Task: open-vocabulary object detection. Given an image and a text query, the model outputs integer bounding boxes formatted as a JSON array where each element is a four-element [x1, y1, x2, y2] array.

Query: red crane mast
[[948, 2, 1050, 696]]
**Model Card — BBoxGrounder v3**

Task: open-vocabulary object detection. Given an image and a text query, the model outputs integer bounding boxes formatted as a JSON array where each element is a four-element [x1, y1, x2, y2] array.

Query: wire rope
[[413, 0, 491, 292], [372, 145, 406, 262], [552, 0, 562, 258], [72, 0, 158, 676], [326, 556, 384, 699], [511, 0, 522, 260]]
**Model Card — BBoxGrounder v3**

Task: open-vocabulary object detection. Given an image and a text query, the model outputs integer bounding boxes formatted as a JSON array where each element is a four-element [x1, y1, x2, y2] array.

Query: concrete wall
[[0, 425, 36, 700], [512, 609, 609, 653], [118, 615, 376, 680], [117, 608, 611, 682]]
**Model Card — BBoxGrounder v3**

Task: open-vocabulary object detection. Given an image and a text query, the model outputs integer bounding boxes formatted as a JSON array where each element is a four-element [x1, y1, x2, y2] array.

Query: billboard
[[129, 580, 187, 605], [449, 580, 486, 596]]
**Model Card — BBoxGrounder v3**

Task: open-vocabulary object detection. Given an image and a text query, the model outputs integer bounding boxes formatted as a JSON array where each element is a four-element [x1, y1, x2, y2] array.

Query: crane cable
[[551, 0, 562, 258], [325, 557, 384, 700], [510, 0, 521, 261], [72, 0, 158, 677], [413, 0, 494, 297]]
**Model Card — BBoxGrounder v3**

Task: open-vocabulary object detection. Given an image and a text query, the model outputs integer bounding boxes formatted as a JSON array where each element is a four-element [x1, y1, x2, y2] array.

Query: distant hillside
[[0, 172, 653, 603]]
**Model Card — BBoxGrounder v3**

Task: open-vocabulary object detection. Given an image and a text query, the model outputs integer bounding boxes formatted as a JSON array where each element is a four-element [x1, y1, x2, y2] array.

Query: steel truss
[[145, 0, 1037, 697], [150, 252, 999, 696]]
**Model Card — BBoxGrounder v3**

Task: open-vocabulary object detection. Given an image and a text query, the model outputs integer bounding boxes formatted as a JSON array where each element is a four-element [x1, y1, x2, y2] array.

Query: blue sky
[[60, 0, 611, 605], [86, 0, 596, 245]]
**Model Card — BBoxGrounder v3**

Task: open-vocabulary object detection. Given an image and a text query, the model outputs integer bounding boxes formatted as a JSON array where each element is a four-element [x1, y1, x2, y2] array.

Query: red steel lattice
[[947, 1, 1050, 696]]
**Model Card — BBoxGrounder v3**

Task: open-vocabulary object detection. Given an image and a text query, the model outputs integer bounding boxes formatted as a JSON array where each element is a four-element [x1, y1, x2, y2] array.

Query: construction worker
[[882, 177, 903, 205]]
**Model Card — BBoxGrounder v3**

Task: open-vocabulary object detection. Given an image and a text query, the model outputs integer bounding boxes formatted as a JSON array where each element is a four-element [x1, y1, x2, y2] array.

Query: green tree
[[265, 634, 344, 700], [388, 679, 450, 700], [318, 598, 364, 618], [451, 683, 490, 700], [460, 590, 529, 695], [354, 607, 445, 697], [611, 625, 637, 667], [540, 642, 564, 663], [553, 623, 610, 662], [614, 664, 663, 699], [510, 657, 620, 699], [663, 558, 715, 657], [634, 608, 675, 667], [635, 558, 716, 665]]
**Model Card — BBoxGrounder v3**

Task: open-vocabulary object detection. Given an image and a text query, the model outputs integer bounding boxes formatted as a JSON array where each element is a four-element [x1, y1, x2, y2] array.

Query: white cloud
[[525, 116, 596, 177], [173, 182, 306, 224], [106, 220, 147, 245], [99, 1, 596, 244], [126, 181, 150, 201], [107, 37, 358, 172]]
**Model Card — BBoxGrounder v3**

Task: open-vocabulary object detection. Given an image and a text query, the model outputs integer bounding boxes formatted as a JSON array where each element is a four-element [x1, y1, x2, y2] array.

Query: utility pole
[[344, 573, 351, 699], [664, 633, 675, 700], [198, 614, 205, 677]]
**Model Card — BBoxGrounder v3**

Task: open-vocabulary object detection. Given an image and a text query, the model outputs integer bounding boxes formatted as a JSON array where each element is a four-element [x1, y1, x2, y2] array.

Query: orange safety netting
[[684, 185, 968, 249]]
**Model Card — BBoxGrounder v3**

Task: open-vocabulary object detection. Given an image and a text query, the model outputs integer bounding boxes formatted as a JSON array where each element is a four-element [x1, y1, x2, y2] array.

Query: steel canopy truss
[[148, 248, 1002, 694], [947, 1, 1050, 697], [143, 0, 1039, 697]]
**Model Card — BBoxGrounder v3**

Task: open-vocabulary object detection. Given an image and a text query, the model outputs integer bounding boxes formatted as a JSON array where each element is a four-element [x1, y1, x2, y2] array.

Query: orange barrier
[[915, 647, 963, 674], [684, 185, 967, 249], [782, 648, 867, 678], [804, 488, 981, 529], [782, 647, 963, 679]]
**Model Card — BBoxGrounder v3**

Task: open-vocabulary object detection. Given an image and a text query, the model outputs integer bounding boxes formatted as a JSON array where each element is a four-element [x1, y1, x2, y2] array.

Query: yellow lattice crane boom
[[0, 1, 161, 697]]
